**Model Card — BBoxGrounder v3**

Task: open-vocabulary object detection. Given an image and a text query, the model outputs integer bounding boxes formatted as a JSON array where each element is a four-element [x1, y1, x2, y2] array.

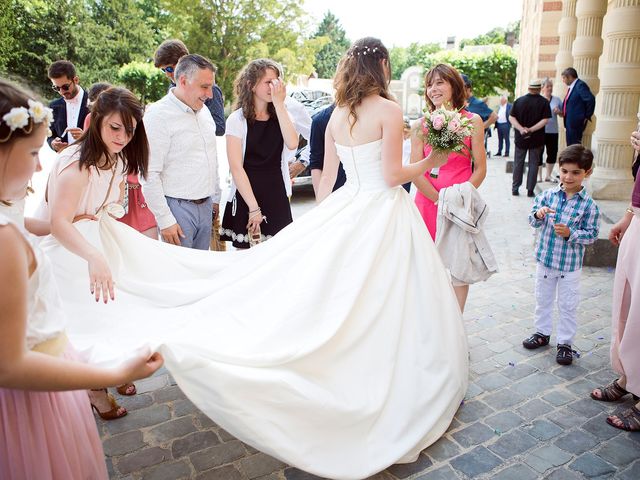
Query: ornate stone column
[[554, 0, 577, 150], [590, 0, 640, 200], [571, 0, 608, 149]]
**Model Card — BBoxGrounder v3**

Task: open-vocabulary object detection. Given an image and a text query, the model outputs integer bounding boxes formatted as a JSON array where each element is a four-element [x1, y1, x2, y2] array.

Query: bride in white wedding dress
[[41, 38, 468, 479]]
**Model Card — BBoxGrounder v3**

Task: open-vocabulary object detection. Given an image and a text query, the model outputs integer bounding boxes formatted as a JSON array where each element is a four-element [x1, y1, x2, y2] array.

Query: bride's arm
[[49, 164, 115, 303], [381, 104, 447, 187], [410, 120, 439, 202], [316, 126, 339, 203]]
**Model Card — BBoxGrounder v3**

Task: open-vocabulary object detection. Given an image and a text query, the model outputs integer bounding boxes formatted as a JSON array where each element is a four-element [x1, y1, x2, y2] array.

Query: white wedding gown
[[40, 139, 468, 479]]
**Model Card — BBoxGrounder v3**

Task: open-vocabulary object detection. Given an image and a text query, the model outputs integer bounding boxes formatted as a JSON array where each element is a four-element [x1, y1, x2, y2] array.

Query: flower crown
[[347, 45, 385, 60], [0, 99, 53, 143]]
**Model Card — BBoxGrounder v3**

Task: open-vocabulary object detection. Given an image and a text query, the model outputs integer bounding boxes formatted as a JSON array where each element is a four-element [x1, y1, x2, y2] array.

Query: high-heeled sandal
[[90, 389, 127, 420], [116, 382, 137, 396]]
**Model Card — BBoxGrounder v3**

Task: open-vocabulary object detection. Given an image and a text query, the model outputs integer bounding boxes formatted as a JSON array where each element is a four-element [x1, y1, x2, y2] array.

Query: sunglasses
[[51, 82, 73, 92], [160, 66, 175, 73]]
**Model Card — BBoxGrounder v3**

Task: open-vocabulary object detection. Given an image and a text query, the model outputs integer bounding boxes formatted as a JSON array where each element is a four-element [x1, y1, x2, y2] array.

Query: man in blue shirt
[[461, 74, 497, 155], [309, 104, 346, 194]]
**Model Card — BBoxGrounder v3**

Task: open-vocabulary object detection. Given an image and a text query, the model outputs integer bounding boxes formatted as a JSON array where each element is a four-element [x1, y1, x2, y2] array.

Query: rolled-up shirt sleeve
[[141, 111, 176, 230]]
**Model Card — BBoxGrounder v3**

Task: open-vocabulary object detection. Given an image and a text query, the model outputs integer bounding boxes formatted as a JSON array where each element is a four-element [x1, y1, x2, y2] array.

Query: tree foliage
[[389, 42, 441, 80], [117, 62, 167, 105], [164, 0, 321, 100], [459, 21, 520, 49], [420, 46, 518, 98], [312, 11, 350, 79]]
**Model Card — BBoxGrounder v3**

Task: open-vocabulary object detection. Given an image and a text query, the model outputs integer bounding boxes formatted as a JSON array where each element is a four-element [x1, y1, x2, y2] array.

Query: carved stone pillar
[[571, 0, 608, 149], [591, 0, 640, 200], [554, 0, 577, 150]]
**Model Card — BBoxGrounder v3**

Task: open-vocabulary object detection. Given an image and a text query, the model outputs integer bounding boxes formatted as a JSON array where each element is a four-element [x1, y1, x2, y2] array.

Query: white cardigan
[[225, 96, 311, 199], [435, 182, 498, 284]]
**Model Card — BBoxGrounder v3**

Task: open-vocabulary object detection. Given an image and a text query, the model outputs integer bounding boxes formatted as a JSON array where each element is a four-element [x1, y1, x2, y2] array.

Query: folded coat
[[436, 182, 498, 284]]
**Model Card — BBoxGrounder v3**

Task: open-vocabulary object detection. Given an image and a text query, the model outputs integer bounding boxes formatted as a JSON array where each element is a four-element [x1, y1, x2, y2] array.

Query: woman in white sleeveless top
[[0, 79, 163, 479]]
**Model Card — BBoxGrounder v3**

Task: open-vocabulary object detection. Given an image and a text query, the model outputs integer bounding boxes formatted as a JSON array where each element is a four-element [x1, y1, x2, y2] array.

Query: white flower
[[2, 107, 30, 131], [28, 99, 52, 124]]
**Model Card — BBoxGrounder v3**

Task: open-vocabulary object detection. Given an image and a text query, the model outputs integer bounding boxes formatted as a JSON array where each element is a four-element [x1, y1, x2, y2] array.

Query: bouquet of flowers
[[422, 104, 474, 178]]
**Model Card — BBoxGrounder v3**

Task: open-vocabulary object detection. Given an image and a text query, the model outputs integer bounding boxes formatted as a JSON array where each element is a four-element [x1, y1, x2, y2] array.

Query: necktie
[[563, 87, 571, 116]]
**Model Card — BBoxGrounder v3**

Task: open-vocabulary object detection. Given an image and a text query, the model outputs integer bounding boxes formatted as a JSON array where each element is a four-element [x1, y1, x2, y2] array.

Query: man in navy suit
[[47, 60, 89, 152], [556, 68, 595, 146], [494, 95, 512, 157]]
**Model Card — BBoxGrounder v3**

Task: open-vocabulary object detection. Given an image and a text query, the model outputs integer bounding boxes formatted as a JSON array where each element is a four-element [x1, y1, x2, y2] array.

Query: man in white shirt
[[47, 60, 89, 152], [142, 54, 221, 250]]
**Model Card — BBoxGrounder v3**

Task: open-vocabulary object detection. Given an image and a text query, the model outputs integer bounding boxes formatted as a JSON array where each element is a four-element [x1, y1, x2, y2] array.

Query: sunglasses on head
[[160, 66, 175, 73], [51, 82, 73, 92]]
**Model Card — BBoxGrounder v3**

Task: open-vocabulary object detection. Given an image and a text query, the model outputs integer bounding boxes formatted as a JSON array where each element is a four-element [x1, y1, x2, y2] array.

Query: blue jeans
[[496, 122, 510, 155], [165, 196, 213, 250]]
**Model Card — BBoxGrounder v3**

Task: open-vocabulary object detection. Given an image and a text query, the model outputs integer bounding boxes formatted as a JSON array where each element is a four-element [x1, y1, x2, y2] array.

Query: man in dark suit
[[494, 95, 512, 157], [309, 104, 346, 195], [556, 67, 596, 146], [47, 60, 89, 152]]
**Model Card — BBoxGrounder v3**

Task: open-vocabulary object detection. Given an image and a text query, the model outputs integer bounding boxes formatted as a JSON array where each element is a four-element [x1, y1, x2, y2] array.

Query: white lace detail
[[219, 227, 272, 244]]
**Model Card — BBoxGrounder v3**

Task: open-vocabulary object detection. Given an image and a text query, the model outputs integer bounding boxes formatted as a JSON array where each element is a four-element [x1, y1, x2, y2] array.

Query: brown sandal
[[116, 382, 137, 396], [606, 406, 640, 431], [591, 379, 638, 402], [90, 389, 127, 420]]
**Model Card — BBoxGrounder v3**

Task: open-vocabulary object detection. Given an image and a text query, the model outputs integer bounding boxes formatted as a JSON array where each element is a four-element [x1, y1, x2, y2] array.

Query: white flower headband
[[347, 45, 383, 59], [0, 99, 53, 143]]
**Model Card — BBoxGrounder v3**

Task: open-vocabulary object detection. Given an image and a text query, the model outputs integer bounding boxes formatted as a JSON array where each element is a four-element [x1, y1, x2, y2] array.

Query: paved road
[[100, 142, 638, 479]]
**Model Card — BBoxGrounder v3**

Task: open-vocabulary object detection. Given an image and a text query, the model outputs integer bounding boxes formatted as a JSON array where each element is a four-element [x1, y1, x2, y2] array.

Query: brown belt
[[185, 197, 209, 205]]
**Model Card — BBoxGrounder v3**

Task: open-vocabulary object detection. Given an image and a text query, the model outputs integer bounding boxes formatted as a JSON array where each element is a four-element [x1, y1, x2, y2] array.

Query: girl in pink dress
[[412, 64, 487, 311], [0, 79, 163, 479]]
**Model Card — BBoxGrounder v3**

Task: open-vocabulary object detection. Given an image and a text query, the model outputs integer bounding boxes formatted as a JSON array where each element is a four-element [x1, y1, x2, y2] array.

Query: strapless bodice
[[335, 139, 390, 193]]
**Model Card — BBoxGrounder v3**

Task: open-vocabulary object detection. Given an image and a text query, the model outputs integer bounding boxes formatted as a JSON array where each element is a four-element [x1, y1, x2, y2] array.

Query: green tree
[[312, 11, 350, 79], [166, 0, 315, 100], [118, 61, 167, 105], [419, 46, 518, 98], [389, 42, 441, 80]]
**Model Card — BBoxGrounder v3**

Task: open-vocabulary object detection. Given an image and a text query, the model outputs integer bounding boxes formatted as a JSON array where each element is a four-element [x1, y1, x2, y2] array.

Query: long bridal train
[[41, 140, 468, 479]]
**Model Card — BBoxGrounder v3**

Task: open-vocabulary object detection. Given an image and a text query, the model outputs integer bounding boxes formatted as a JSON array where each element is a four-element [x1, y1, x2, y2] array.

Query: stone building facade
[[517, 0, 640, 200]]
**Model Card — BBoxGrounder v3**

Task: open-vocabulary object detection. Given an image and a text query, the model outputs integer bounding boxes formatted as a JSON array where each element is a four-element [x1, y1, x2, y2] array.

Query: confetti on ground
[[508, 362, 516, 367], [494, 429, 501, 435]]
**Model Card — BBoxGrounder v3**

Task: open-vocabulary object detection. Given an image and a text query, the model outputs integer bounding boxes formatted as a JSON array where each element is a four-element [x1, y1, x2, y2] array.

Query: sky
[[303, 0, 523, 47]]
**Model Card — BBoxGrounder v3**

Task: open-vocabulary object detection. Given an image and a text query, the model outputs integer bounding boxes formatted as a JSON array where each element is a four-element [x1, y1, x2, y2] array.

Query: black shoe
[[494, 152, 502, 157], [556, 344, 573, 365], [505, 152, 510, 157], [512, 190, 519, 196], [523, 332, 550, 349], [527, 190, 535, 197]]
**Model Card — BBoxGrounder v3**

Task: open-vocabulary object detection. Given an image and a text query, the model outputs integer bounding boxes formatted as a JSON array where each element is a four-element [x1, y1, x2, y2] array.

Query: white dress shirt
[[497, 104, 508, 123], [64, 87, 85, 144], [142, 89, 221, 230]]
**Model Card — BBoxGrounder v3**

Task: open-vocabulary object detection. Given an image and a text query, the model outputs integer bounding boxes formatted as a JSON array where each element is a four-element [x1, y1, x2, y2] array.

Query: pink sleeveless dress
[[415, 110, 474, 240]]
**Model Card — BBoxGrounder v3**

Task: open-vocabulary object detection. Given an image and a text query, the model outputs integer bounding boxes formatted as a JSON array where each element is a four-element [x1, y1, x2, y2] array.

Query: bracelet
[[248, 208, 261, 214], [626, 207, 634, 215]]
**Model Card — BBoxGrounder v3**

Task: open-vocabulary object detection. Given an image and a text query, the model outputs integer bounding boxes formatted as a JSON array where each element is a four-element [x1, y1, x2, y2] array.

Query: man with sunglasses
[[47, 60, 89, 152]]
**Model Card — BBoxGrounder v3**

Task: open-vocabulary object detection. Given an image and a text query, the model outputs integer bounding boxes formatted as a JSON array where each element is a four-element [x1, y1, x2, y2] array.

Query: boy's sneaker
[[556, 344, 573, 365], [523, 332, 551, 349]]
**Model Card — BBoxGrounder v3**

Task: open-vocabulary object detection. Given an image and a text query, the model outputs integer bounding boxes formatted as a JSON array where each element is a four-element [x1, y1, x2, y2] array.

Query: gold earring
[[26, 180, 35, 196]]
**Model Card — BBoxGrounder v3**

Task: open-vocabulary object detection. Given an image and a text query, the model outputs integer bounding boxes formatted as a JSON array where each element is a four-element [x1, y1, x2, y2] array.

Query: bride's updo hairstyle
[[233, 58, 283, 123], [424, 64, 466, 112], [78, 87, 149, 179], [334, 37, 392, 131]]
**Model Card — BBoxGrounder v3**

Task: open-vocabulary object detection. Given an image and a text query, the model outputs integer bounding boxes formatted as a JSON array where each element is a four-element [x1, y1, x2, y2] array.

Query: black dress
[[221, 115, 293, 248]]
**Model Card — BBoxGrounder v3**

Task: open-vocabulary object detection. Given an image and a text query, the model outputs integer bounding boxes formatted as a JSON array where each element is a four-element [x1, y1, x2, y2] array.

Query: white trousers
[[534, 263, 581, 345]]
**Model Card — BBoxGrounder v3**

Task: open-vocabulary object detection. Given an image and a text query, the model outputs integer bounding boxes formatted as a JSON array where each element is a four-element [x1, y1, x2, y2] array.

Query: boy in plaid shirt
[[522, 145, 600, 365]]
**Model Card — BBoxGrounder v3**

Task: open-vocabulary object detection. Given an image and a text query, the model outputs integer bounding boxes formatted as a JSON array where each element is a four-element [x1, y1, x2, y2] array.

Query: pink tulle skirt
[[0, 347, 108, 480]]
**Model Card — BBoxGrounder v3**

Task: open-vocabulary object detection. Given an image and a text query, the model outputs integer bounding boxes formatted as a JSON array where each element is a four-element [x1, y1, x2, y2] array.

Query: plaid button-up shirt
[[529, 185, 600, 272]]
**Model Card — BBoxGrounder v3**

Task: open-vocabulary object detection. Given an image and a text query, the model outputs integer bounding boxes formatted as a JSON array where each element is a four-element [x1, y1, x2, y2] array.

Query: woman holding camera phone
[[220, 59, 299, 248]]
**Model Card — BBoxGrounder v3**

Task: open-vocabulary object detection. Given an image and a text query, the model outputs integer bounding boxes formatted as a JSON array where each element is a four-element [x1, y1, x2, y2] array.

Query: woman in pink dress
[[0, 79, 163, 479], [411, 64, 487, 311]]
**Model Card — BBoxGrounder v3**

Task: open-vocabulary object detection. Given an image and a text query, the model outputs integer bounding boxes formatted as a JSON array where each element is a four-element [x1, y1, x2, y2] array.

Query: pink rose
[[431, 114, 445, 130], [447, 118, 461, 132]]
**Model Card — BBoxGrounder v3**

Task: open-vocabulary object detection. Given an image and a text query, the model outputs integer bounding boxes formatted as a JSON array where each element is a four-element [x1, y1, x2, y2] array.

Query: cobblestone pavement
[[99, 145, 639, 479]]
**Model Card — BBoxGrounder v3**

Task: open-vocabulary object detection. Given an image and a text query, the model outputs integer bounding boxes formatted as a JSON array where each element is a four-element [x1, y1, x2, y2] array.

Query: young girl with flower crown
[[0, 78, 163, 479]]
